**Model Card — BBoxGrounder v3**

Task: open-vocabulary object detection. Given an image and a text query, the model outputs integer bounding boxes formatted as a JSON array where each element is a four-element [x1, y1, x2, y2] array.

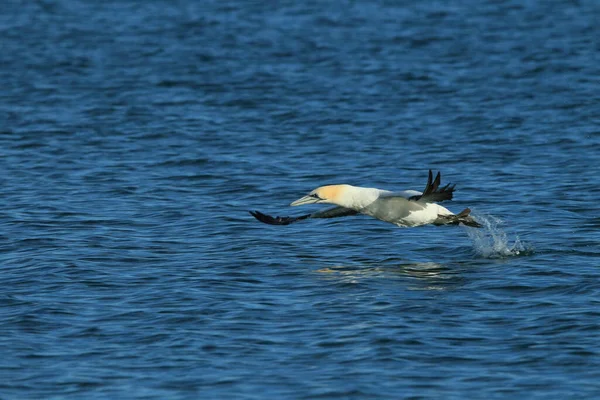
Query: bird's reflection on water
[[315, 260, 464, 291]]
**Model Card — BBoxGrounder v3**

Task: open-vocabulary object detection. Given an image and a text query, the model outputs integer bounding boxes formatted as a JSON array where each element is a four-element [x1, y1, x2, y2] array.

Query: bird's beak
[[290, 195, 319, 206]]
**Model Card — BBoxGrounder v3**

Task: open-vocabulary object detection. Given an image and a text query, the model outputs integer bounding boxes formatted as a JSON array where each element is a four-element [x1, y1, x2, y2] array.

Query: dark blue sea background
[[1, 0, 600, 398]]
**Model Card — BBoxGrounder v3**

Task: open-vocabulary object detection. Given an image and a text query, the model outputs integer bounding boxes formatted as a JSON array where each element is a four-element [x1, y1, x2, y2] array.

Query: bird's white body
[[292, 185, 454, 228]]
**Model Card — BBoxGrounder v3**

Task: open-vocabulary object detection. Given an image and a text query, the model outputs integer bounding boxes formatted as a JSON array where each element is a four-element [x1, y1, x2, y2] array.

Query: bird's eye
[[310, 194, 321, 199]]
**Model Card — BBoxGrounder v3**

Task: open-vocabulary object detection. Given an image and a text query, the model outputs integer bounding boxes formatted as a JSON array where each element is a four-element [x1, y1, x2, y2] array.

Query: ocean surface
[[1, 0, 600, 398]]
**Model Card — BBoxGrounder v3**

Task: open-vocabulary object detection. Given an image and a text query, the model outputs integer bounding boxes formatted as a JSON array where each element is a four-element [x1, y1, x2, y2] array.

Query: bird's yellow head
[[290, 185, 348, 206]]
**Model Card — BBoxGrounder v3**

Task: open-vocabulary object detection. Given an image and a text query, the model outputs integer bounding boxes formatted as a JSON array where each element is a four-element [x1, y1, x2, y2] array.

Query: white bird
[[250, 170, 481, 228]]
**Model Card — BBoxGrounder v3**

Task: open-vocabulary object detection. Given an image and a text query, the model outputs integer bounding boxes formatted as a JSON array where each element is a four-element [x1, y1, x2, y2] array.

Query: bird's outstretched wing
[[249, 206, 358, 226], [409, 170, 455, 203], [249, 211, 310, 225]]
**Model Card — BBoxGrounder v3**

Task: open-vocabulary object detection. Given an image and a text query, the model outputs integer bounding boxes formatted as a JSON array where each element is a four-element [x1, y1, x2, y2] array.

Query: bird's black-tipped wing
[[311, 207, 359, 219], [249, 207, 358, 226], [249, 210, 311, 225], [409, 170, 455, 203]]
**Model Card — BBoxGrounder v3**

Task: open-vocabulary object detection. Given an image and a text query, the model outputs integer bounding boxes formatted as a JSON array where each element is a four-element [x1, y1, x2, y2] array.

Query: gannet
[[250, 170, 482, 228]]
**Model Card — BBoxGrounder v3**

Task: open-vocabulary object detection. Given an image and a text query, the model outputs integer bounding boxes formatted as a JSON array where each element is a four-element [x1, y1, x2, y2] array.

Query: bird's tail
[[435, 208, 482, 228]]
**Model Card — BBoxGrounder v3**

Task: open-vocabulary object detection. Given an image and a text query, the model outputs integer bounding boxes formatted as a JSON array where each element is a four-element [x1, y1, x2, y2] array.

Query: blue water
[[1, 1, 600, 398]]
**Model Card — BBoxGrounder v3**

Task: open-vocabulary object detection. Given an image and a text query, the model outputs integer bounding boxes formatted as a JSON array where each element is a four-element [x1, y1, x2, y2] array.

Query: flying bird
[[249, 170, 481, 228]]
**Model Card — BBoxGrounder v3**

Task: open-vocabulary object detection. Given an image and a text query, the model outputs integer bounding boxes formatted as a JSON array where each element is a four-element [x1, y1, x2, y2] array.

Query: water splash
[[465, 214, 531, 258]]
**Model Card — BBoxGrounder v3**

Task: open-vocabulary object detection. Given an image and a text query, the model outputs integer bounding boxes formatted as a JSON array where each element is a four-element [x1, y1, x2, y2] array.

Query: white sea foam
[[465, 213, 531, 258]]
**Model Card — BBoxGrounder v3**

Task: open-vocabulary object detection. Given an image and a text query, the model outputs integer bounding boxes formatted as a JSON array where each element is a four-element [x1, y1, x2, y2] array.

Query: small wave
[[465, 214, 532, 258]]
